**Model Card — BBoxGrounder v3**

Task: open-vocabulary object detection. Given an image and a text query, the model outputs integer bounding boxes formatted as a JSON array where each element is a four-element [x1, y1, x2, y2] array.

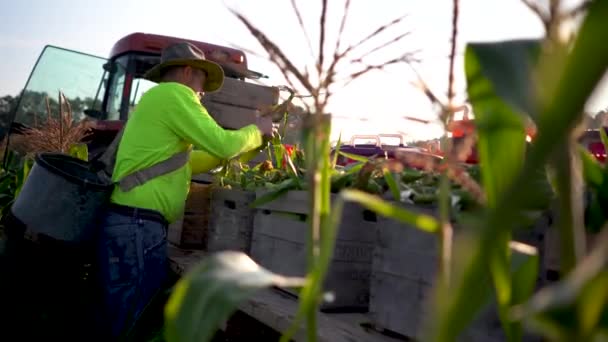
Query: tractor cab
[[5, 32, 275, 159], [91, 33, 256, 123]]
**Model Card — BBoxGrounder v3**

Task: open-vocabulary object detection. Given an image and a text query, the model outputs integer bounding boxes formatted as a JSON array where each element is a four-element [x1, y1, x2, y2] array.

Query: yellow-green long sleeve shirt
[[110, 82, 263, 223]]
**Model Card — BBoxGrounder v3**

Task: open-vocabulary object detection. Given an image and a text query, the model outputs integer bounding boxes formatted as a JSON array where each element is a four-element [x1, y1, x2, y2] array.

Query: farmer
[[94, 42, 273, 339]]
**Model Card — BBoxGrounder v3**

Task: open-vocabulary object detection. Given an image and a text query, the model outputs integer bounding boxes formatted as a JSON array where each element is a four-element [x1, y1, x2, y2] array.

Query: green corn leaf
[[68, 143, 89, 161], [423, 1, 608, 340], [510, 228, 608, 341], [164, 251, 305, 342], [341, 189, 440, 233], [330, 172, 353, 192], [467, 40, 530, 208], [465, 39, 534, 342], [331, 132, 342, 169], [15, 158, 32, 198], [345, 162, 365, 175], [420, 232, 541, 342], [249, 178, 299, 208], [465, 39, 542, 120], [600, 127, 608, 154], [509, 241, 541, 341], [338, 151, 369, 163], [383, 168, 401, 202], [402, 168, 425, 183], [580, 146, 604, 188]]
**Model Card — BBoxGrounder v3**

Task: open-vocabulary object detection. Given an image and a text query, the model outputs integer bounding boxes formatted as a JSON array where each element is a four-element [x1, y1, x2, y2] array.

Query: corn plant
[[19, 92, 91, 156]]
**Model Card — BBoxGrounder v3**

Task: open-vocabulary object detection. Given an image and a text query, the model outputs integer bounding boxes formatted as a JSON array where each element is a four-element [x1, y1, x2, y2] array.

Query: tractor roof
[[109, 32, 248, 71]]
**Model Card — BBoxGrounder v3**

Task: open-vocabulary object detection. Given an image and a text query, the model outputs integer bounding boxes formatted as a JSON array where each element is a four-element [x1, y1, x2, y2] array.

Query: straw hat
[[144, 42, 224, 92]]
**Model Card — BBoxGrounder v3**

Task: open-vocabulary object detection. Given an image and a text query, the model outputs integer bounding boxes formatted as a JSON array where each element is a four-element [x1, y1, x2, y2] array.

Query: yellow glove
[[189, 150, 222, 174]]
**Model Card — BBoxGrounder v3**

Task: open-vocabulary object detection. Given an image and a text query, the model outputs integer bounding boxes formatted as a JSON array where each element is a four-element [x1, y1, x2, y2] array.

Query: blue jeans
[[95, 207, 168, 340]]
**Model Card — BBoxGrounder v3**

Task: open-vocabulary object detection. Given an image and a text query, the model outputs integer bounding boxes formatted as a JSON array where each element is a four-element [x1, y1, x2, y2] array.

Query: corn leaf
[[467, 39, 542, 120], [68, 143, 89, 161], [331, 133, 342, 169], [14, 158, 32, 198], [383, 168, 401, 201], [341, 189, 439, 233], [249, 178, 300, 208], [465, 39, 535, 342], [165, 251, 305, 342], [345, 162, 365, 175], [338, 151, 369, 163], [580, 146, 604, 188], [600, 127, 608, 153], [510, 228, 608, 341], [509, 241, 540, 313], [424, 1, 608, 340]]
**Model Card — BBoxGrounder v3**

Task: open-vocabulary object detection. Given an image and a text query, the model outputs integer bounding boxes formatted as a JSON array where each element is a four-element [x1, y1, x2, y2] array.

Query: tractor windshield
[[10, 46, 107, 132]]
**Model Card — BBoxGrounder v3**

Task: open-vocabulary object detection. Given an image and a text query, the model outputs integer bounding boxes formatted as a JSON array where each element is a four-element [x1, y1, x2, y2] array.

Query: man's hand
[[255, 116, 274, 137]]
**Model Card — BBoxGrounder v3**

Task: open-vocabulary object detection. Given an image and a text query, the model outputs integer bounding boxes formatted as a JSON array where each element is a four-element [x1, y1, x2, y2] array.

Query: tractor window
[[12, 46, 107, 128], [102, 53, 160, 120], [105, 56, 128, 121], [127, 54, 160, 115], [129, 78, 157, 112]]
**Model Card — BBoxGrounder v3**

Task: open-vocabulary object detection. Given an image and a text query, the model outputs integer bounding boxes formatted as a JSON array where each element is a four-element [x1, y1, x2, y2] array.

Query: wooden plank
[[240, 288, 398, 342], [254, 189, 310, 214], [250, 206, 376, 310], [207, 188, 256, 253], [204, 77, 280, 109], [167, 244, 403, 342], [168, 243, 206, 275]]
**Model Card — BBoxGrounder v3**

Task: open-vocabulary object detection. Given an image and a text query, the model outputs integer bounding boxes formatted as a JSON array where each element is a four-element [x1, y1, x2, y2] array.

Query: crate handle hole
[[224, 200, 236, 210], [362, 210, 377, 222]]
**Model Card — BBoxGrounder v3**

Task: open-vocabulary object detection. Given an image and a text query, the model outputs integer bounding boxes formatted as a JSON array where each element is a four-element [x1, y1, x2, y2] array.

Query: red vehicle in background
[[580, 128, 608, 163], [443, 116, 607, 165], [431, 104, 541, 165]]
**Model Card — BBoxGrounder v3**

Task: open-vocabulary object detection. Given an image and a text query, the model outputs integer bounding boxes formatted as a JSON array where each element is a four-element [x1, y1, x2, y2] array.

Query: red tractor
[[433, 105, 539, 165], [3, 32, 279, 160], [443, 111, 607, 165]]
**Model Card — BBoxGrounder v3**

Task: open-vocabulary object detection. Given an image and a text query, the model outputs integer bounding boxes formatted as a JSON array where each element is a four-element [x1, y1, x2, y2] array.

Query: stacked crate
[[250, 190, 378, 311], [207, 188, 256, 253], [369, 202, 549, 341], [202, 77, 280, 129]]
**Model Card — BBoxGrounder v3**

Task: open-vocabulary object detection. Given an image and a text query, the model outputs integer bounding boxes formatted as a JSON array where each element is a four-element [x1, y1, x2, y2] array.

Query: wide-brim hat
[[144, 42, 224, 93]]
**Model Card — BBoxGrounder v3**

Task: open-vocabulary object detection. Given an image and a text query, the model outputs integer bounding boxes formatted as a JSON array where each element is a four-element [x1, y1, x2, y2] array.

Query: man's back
[[110, 82, 263, 223]]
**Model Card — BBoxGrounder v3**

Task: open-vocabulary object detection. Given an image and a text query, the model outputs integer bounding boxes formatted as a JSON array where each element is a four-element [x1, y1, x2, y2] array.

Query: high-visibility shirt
[[110, 82, 263, 223]]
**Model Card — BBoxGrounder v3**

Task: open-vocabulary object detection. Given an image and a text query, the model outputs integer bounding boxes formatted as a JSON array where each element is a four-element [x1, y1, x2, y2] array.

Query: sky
[[1, 0, 606, 142]]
